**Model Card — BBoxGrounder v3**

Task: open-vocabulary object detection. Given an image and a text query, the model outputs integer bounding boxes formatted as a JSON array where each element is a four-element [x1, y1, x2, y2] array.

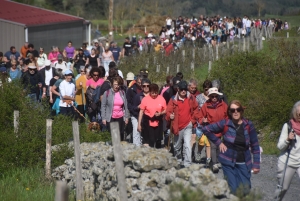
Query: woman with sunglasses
[[198, 87, 228, 173], [37, 47, 47, 69], [131, 78, 151, 146], [8, 59, 22, 81], [86, 67, 104, 123], [202, 100, 260, 196], [138, 83, 166, 148]]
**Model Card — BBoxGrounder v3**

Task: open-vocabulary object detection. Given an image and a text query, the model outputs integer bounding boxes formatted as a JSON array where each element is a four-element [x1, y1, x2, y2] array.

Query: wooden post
[[72, 121, 84, 201], [55, 181, 69, 201], [110, 122, 128, 201], [182, 50, 185, 61], [45, 119, 52, 179], [156, 64, 160, 72], [208, 61, 212, 73], [14, 110, 19, 134], [287, 32, 289, 38], [243, 37, 246, 52], [192, 48, 195, 60], [216, 45, 219, 60], [145, 63, 149, 69], [166, 66, 169, 74], [176, 64, 180, 73], [153, 57, 156, 65], [226, 41, 229, 49], [247, 37, 250, 51], [203, 46, 206, 60], [190, 62, 194, 71]]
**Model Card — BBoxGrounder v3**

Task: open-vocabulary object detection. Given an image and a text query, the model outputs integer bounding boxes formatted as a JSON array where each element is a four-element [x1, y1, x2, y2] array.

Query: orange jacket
[[199, 100, 228, 137], [165, 93, 200, 135]]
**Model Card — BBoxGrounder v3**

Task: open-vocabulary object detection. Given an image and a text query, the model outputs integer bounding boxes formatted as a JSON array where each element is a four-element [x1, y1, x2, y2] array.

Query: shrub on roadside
[[0, 81, 110, 174], [209, 39, 300, 134]]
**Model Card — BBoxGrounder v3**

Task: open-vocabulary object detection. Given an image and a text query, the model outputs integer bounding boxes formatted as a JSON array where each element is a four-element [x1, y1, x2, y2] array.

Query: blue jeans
[[222, 163, 251, 195], [27, 93, 37, 104], [60, 107, 74, 117]]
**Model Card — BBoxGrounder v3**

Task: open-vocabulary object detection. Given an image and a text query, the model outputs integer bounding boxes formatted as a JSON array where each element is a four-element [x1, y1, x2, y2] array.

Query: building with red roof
[[0, 0, 91, 54]]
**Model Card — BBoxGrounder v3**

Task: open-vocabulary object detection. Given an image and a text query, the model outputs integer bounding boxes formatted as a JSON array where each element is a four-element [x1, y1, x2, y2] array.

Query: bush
[[0, 81, 110, 174], [208, 39, 300, 133]]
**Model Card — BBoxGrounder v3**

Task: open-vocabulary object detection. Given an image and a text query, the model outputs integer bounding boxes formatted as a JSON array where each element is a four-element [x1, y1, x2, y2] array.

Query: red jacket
[[165, 93, 200, 135], [199, 100, 228, 137]]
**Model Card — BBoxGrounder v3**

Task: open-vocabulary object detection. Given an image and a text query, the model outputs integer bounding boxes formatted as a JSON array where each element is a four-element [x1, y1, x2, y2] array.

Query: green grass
[[0, 168, 56, 201]]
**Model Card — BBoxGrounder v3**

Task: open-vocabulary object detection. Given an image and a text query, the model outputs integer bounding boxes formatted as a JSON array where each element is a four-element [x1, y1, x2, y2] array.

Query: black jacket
[[126, 83, 141, 115]]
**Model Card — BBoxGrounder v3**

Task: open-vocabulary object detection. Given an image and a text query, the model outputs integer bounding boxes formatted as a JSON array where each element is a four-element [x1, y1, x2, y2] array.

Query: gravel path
[[214, 154, 299, 201]]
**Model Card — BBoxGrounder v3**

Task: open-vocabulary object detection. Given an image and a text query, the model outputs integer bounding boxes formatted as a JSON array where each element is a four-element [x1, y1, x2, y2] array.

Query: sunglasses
[[179, 88, 187, 91], [229, 108, 242, 113], [210, 95, 218, 98], [92, 74, 99, 77], [142, 85, 149, 88], [29, 68, 36, 71]]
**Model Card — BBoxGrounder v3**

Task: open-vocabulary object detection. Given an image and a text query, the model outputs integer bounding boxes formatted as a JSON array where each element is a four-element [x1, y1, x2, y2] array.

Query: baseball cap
[[178, 81, 188, 90], [126, 72, 134, 81], [58, 54, 63, 60], [172, 77, 181, 88], [64, 69, 73, 75]]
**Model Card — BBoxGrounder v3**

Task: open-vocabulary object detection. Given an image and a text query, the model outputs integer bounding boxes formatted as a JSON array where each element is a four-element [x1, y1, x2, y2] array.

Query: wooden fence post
[[182, 50, 185, 62], [243, 37, 246, 52], [208, 61, 212, 73], [156, 64, 160, 73], [14, 110, 19, 134], [287, 32, 289, 38], [72, 121, 84, 201], [110, 122, 128, 201], [190, 62, 194, 71], [166, 66, 169, 74], [216, 45, 219, 60], [176, 64, 180, 73], [55, 181, 69, 201], [45, 119, 52, 179], [192, 48, 195, 60], [153, 57, 156, 65]]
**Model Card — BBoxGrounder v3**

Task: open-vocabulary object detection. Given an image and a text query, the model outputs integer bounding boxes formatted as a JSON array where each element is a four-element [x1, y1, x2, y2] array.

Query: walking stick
[[275, 129, 295, 201]]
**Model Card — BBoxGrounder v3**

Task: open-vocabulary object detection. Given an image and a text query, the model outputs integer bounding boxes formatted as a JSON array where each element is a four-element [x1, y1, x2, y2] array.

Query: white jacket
[[277, 123, 300, 167]]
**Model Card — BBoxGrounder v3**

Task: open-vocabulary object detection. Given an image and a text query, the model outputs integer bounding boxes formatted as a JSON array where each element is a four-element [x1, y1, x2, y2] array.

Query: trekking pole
[[275, 130, 295, 201]]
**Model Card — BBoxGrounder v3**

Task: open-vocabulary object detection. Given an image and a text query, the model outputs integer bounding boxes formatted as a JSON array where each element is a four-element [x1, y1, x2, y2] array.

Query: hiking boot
[[212, 164, 219, 173], [205, 158, 211, 168]]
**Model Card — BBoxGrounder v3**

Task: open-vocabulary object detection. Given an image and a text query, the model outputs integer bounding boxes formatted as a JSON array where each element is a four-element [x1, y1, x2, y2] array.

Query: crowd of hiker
[[0, 25, 298, 199]]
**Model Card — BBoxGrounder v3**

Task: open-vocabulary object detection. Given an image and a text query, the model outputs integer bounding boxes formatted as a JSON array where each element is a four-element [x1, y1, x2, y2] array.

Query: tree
[[254, 0, 265, 17]]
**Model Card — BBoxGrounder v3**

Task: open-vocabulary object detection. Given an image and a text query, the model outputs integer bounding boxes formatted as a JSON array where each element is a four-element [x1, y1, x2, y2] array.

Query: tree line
[[14, 0, 300, 21]]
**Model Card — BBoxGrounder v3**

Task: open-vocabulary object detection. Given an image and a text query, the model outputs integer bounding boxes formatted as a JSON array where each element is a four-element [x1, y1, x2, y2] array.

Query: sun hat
[[126, 72, 134, 81], [207, 87, 223, 96], [28, 65, 37, 69], [45, 60, 51, 66], [164, 39, 169, 43]]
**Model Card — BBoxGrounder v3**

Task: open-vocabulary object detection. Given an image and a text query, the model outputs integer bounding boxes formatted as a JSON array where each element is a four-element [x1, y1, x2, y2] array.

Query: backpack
[[86, 86, 101, 114]]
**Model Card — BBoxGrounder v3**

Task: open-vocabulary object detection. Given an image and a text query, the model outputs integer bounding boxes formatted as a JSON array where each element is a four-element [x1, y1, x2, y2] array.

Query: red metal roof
[[0, 0, 84, 26]]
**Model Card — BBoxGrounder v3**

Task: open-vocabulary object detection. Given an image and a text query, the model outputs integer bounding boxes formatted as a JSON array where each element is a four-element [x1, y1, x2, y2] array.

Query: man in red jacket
[[199, 87, 228, 172], [166, 81, 200, 168]]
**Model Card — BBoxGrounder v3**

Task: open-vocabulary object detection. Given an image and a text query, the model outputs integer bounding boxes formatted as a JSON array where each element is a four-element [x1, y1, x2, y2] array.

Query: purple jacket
[[202, 118, 260, 171]]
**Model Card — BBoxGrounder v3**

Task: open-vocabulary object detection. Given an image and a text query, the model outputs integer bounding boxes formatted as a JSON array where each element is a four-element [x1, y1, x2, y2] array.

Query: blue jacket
[[202, 118, 260, 171]]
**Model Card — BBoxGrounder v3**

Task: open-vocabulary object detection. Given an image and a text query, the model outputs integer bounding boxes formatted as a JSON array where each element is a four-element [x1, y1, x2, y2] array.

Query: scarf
[[291, 119, 300, 136]]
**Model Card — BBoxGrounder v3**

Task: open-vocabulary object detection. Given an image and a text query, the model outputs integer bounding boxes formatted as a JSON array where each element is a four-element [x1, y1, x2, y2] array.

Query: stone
[[52, 141, 234, 201]]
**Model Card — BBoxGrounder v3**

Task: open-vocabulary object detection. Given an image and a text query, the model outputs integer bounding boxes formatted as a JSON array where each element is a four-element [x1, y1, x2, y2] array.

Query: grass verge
[[0, 168, 56, 201]]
